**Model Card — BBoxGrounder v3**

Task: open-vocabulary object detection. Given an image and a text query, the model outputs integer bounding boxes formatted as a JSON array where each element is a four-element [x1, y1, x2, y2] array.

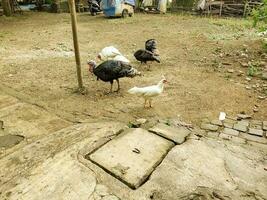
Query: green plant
[[247, 64, 258, 77], [252, 0, 267, 27]]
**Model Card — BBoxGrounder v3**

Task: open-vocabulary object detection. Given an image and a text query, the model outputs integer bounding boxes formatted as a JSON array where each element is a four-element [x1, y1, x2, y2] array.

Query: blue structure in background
[[101, 0, 135, 17]]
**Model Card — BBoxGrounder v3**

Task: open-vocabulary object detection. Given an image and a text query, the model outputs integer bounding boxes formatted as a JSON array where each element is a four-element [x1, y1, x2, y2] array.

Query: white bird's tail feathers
[[128, 87, 142, 94]]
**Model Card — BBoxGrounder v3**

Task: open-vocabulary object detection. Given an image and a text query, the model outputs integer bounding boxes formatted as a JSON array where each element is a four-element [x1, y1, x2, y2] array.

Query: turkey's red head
[[87, 60, 96, 73]]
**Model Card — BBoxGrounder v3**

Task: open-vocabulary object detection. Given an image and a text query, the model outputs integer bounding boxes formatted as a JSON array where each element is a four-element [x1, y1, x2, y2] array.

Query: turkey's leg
[[109, 82, 113, 93], [146, 62, 151, 71], [144, 99, 147, 108], [115, 79, 120, 92], [149, 99, 152, 108]]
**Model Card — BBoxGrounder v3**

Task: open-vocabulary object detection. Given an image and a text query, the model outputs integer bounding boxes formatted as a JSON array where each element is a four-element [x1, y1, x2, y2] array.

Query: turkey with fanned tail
[[87, 60, 141, 93], [145, 39, 159, 55], [134, 39, 160, 70]]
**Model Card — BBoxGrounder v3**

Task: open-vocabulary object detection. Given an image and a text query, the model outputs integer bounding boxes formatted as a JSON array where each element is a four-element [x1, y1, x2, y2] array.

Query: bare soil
[[0, 12, 266, 126]]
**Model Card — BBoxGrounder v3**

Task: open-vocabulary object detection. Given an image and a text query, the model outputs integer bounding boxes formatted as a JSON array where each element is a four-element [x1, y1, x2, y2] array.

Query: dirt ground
[[0, 12, 266, 125]]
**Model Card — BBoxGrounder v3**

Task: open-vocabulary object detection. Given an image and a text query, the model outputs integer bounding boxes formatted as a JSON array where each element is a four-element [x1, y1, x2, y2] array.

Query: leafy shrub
[[252, 0, 267, 27]]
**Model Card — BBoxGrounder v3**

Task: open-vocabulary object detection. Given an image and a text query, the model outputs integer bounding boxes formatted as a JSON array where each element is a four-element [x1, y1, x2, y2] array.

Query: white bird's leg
[[115, 79, 120, 92]]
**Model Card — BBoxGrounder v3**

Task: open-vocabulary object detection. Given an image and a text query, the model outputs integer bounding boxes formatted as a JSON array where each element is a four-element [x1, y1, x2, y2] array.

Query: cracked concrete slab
[[149, 123, 191, 144], [0, 122, 125, 200], [89, 128, 175, 189]]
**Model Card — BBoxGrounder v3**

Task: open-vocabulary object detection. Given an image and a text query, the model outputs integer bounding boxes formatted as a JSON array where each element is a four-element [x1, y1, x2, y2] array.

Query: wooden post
[[2, 0, 12, 16], [68, 0, 84, 93]]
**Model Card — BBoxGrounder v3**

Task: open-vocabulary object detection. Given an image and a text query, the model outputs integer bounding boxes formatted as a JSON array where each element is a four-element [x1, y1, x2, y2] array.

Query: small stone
[[207, 131, 219, 138], [237, 70, 244, 76], [227, 69, 234, 73], [240, 62, 249, 67], [253, 108, 259, 112], [261, 72, 267, 80], [237, 114, 251, 120], [258, 96, 266, 100], [136, 118, 147, 124], [248, 128, 263, 137], [263, 121, 267, 131], [240, 133, 267, 144], [233, 123, 248, 132], [129, 121, 141, 128], [222, 128, 239, 136], [200, 123, 219, 132], [245, 86, 252, 90], [211, 119, 223, 126]]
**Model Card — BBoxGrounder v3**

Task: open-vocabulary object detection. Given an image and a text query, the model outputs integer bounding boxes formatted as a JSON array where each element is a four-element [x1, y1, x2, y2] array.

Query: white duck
[[128, 76, 167, 108], [98, 46, 130, 63]]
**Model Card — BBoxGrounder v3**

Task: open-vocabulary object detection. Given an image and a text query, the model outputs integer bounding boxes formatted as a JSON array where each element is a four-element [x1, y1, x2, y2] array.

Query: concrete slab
[[149, 123, 191, 144], [89, 128, 175, 189]]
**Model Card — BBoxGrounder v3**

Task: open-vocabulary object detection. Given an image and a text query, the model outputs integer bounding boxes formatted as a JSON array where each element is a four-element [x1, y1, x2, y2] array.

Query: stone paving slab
[[248, 128, 264, 137], [89, 128, 175, 189], [149, 123, 191, 144], [240, 133, 267, 144], [238, 120, 249, 127], [211, 120, 223, 126], [222, 128, 239, 136], [233, 123, 247, 132], [200, 123, 219, 132], [219, 133, 246, 144]]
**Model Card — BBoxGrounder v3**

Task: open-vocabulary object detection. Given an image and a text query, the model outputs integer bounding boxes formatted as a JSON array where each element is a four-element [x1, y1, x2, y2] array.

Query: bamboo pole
[[68, 0, 84, 93]]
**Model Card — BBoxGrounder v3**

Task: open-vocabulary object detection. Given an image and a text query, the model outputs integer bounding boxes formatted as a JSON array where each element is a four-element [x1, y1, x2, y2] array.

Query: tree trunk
[[2, 0, 12, 16]]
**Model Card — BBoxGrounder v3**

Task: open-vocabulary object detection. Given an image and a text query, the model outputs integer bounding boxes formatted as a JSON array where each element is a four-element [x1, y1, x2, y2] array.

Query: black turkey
[[145, 39, 158, 55], [134, 49, 160, 66], [87, 60, 141, 93]]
